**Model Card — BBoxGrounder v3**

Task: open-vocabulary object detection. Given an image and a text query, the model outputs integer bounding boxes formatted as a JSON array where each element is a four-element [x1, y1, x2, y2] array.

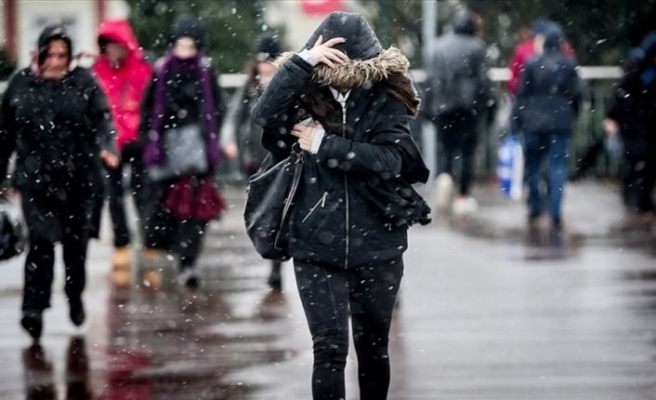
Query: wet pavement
[[1, 181, 655, 399]]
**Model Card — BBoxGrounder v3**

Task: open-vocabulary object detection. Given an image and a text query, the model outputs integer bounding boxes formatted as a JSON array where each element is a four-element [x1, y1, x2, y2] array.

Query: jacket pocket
[[302, 191, 329, 223]]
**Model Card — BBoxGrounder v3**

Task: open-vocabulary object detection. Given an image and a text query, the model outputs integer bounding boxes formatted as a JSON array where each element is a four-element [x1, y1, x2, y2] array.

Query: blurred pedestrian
[[428, 9, 495, 216], [139, 15, 229, 289], [92, 19, 153, 287], [224, 33, 286, 290], [508, 19, 577, 100], [0, 24, 118, 340], [605, 32, 656, 215], [252, 11, 430, 399], [514, 25, 581, 229]]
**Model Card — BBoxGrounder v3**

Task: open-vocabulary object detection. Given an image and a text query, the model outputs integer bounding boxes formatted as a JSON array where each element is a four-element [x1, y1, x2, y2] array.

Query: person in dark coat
[[428, 9, 494, 215], [514, 25, 581, 228], [0, 25, 118, 340], [251, 11, 430, 399], [92, 19, 154, 287], [604, 44, 654, 213], [224, 33, 285, 290], [139, 15, 228, 289]]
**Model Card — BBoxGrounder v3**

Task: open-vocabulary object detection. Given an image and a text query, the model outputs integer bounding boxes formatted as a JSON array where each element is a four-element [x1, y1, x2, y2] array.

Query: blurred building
[[0, 0, 128, 68]]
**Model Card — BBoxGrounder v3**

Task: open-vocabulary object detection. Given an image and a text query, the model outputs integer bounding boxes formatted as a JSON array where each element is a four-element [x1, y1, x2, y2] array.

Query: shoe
[[178, 267, 200, 289], [452, 196, 478, 216], [267, 261, 282, 291], [21, 311, 43, 340], [433, 173, 453, 211], [69, 298, 85, 327], [111, 246, 131, 287], [141, 248, 163, 290]]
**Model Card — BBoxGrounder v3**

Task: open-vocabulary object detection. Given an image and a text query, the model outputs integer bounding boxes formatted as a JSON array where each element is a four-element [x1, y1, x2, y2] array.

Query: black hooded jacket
[[514, 28, 581, 133], [252, 12, 430, 269], [0, 26, 115, 242]]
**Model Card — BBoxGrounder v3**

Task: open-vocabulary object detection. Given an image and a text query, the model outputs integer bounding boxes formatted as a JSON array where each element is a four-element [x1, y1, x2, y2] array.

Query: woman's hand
[[291, 121, 324, 152], [100, 150, 119, 169], [307, 35, 348, 69], [222, 142, 238, 160]]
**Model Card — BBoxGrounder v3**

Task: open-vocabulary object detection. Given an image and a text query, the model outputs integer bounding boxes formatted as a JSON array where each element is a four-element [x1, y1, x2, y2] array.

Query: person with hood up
[[92, 19, 154, 287], [0, 24, 118, 340], [223, 32, 285, 291], [514, 24, 581, 229], [139, 15, 229, 289], [428, 9, 494, 216], [251, 11, 431, 399]]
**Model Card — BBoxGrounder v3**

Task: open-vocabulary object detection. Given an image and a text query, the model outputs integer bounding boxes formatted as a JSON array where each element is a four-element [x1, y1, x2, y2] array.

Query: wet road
[[0, 182, 655, 399]]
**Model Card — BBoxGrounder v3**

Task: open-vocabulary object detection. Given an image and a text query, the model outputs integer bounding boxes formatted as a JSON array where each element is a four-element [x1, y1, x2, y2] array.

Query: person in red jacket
[[92, 19, 153, 286]]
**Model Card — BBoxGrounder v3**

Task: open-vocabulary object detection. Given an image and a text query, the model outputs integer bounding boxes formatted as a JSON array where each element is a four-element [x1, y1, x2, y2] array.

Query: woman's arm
[[85, 72, 118, 167], [0, 81, 17, 183], [315, 97, 415, 181]]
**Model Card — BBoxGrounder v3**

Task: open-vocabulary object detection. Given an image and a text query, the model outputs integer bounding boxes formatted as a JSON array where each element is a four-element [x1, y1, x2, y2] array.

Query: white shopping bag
[[497, 134, 524, 201]]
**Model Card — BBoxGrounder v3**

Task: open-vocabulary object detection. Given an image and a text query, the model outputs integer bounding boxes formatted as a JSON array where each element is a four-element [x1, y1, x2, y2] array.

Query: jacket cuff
[[290, 54, 315, 74]]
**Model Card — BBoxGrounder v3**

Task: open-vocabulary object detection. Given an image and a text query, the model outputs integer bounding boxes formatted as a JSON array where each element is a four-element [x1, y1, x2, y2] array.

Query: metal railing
[[0, 66, 622, 183]]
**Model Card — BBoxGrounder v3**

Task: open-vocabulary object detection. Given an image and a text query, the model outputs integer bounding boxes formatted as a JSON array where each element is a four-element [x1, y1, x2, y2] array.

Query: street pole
[[422, 0, 437, 70], [421, 0, 437, 182]]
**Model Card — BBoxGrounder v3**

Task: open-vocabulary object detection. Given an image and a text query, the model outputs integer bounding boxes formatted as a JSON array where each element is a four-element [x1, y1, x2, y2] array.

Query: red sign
[[300, 0, 344, 16]]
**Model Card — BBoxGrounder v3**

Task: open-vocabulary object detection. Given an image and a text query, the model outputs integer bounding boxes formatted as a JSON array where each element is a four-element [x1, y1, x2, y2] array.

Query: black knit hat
[[169, 14, 206, 50], [254, 33, 282, 61], [37, 24, 73, 66]]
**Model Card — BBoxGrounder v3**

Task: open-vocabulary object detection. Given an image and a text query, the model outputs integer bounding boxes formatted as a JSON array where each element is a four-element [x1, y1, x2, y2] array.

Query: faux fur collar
[[276, 47, 410, 87]]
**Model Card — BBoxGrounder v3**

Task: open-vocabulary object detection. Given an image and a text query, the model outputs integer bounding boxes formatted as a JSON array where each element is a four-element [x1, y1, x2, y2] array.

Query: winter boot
[[21, 310, 43, 341], [111, 246, 132, 288]]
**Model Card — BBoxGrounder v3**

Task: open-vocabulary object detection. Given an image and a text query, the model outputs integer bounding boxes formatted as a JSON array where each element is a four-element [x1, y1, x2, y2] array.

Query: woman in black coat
[[252, 12, 430, 399], [0, 25, 118, 340]]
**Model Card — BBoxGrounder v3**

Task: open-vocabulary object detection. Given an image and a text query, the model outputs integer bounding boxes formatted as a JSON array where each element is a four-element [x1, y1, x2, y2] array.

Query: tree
[[125, 0, 269, 73]]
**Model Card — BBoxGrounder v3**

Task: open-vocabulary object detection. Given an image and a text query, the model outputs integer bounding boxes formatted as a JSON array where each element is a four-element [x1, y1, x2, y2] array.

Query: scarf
[[145, 51, 221, 167]]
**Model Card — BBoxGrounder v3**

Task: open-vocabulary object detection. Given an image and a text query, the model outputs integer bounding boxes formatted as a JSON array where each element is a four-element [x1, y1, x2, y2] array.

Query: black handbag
[[243, 145, 304, 261], [0, 200, 25, 261]]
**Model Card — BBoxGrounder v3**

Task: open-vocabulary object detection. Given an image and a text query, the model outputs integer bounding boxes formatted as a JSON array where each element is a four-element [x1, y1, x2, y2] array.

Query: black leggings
[[294, 258, 404, 400], [144, 183, 208, 270], [106, 143, 150, 247]]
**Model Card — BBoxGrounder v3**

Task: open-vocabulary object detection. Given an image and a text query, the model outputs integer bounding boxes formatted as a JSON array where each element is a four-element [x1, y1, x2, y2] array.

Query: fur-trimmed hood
[[275, 47, 420, 115], [275, 46, 410, 87]]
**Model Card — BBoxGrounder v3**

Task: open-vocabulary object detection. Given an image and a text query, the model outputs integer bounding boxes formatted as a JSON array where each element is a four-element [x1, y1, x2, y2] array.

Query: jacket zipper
[[340, 101, 350, 269], [301, 191, 328, 223]]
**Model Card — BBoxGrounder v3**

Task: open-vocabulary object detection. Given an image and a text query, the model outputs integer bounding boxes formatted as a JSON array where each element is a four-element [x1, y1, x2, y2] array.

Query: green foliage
[[125, 0, 267, 73], [0, 48, 16, 80]]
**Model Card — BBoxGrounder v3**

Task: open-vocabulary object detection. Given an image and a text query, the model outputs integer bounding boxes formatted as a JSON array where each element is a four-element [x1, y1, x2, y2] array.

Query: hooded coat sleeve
[[251, 54, 314, 159], [86, 73, 118, 156], [0, 79, 17, 185], [316, 96, 428, 184]]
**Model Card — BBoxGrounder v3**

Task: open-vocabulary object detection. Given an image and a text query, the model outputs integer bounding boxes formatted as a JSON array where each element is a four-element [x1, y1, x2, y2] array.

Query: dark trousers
[[524, 130, 570, 221], [144, 183, 208, 270], [435, 110, 479, 196], [622, 152, 655, 212], [21, 196, 89, 312], [294, 258, 404, 400], [106, 143, 149, 248]]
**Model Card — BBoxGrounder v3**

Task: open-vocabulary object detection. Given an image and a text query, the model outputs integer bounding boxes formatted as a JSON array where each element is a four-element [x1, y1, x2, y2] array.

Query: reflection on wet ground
[[22, 337, 91, 400]]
